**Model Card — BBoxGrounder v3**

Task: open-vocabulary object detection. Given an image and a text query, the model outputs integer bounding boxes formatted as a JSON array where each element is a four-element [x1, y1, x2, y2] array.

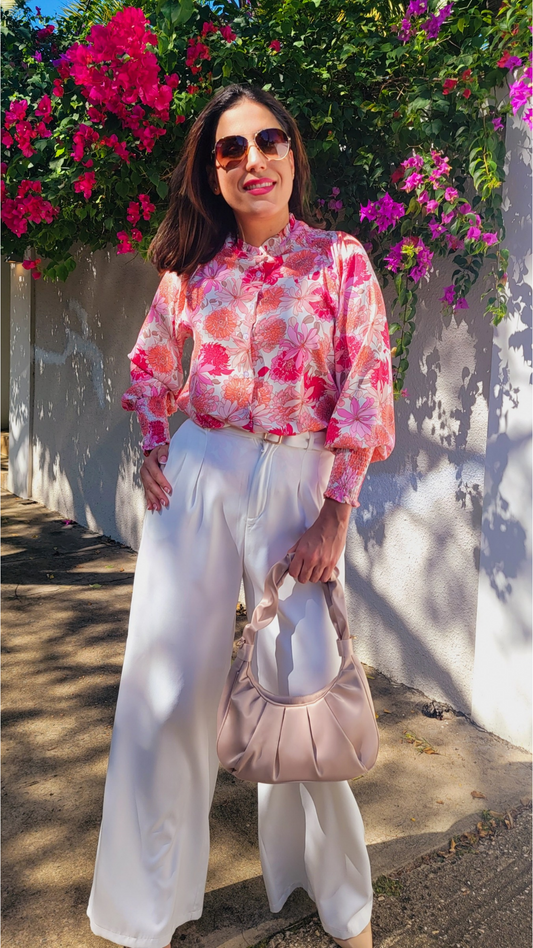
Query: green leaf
[[171, 0, 193, 25]]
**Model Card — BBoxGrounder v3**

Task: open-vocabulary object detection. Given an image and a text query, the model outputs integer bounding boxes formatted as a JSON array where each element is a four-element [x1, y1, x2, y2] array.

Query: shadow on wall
[[344, 252, 529, 713], [30, 248, 190, 550], [479, 151, 532, 611]]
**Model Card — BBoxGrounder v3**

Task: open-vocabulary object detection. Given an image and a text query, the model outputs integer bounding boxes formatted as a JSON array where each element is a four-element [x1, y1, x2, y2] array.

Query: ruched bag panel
[[216, 556, 379, 784]]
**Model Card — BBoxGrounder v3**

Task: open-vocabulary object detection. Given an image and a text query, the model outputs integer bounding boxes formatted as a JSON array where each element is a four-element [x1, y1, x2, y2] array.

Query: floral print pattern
[[122, 215, 395, 505]]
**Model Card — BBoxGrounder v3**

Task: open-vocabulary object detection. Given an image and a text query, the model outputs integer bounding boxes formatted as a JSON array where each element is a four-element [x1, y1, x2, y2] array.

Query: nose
[[245, 142, 268, 172]]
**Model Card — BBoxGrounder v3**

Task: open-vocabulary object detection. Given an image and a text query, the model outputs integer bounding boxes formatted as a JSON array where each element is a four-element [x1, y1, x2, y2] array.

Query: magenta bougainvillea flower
[[360, 193, 405, 232], [422, 2, 454, 39], [498, 51, 523, 70], [439, 285, 468, 310], [63, 8, 174, 152], [1, 179, 59, 237], [439, 285, 455, 305], [73, 171, 96, 200], [401, 172, 424, 192], [385, 236, 433, 283], [402, 154, 424, 171]]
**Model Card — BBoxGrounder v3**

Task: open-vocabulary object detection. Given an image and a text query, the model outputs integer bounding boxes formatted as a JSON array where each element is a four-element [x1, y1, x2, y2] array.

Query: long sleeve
[[121, 271, 192, 452], [324, 236, 395, 506]]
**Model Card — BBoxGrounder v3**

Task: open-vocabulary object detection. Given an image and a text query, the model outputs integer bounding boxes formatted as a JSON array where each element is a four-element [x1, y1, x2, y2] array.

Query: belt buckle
[[263, 432, 283, 444]]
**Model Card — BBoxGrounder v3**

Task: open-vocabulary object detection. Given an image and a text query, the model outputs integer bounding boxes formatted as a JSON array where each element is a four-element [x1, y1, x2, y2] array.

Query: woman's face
[[212, 99, 295, 230]]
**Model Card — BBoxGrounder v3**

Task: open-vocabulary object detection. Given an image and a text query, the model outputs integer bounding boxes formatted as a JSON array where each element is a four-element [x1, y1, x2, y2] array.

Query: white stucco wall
[[8, 262, 34, 498], [30, 249, 163, 550], [2, 258, 12, 431], [471, 112, 532, 751], [345, 265, 492, 717]]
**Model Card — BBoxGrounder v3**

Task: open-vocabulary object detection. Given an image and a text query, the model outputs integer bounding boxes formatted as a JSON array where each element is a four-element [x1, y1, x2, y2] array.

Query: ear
[[207, 166, 220, 194]]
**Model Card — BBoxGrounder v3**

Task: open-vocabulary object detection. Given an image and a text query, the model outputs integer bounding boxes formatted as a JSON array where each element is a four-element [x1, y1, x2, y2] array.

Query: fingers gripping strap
[[242, 556, 350, 653]]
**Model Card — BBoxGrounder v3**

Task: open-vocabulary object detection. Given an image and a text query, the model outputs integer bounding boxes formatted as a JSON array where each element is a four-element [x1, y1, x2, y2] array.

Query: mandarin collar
[[233, 214, 297, 257]]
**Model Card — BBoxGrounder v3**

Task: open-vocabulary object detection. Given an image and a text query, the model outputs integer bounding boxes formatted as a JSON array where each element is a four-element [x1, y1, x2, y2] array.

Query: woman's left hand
[[288, 498, 352, 583]]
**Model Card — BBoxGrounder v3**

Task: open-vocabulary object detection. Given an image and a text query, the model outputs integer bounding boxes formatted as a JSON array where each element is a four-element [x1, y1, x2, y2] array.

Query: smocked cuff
[[324, 447, 373, 507]]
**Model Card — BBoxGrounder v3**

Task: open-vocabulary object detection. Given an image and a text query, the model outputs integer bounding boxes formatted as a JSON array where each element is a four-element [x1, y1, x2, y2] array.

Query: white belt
[[222, 425, 327, 451]]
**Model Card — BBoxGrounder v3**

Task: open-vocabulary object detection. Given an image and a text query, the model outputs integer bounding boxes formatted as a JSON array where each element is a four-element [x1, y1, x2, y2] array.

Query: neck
[[235, 208, 290, 247]]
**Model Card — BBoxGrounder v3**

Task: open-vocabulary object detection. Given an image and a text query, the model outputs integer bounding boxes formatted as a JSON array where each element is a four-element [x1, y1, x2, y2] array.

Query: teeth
[[246, 182, 273, 189]]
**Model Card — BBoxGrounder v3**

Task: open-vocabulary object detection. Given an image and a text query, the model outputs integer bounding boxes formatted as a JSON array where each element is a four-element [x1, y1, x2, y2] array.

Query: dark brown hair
[[148, 84, 311, 276]]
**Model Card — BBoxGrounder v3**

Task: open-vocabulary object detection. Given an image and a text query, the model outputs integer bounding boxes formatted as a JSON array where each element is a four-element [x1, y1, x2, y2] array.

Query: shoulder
[[294, 220, 370, 264], [157, 269, 188, 306]]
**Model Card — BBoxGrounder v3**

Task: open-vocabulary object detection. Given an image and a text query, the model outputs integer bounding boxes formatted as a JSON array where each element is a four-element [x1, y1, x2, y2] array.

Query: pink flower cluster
[[398, 0, 454, 43], [423, 2, 454, 39], [22, 257, 42, 280], [62, 8, 174, 152], [36, 23, 54, 41], [439, 285, 468, 310], [360, 146, 501, 292], [73, 171, 96, 200], [126, 193, 156, 224], [1, 179, 59, 238], [186, 22, 236, 73], [186, 38, 211, 73], [2, 96, 53, 158], [385, 236, 433, 282], [442, 69, 474, 100], [71, 123, 99, 161], [509, 53, 533, 130], [360, 193, 405, 232], [498, 50, 523, 71], [328, 186, 343, 210], [116, 228, 144, 253], [316, 186, 344, 215], [100, 133, 130, 163]]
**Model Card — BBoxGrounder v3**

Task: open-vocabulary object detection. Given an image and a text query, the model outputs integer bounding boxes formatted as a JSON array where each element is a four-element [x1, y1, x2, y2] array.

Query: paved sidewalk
[[2, 491, 532, 948]]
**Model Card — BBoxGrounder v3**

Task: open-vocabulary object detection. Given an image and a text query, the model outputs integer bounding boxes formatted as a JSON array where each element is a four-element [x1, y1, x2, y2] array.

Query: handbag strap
[[238, 554, 353, 661]]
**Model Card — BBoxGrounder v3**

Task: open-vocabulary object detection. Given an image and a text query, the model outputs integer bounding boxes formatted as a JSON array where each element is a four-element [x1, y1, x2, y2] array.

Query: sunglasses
[[213, 127, 291, 168]]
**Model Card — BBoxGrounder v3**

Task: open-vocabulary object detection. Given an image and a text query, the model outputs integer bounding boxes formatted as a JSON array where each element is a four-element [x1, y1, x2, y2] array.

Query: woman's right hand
[[140, 443, 172, 511]]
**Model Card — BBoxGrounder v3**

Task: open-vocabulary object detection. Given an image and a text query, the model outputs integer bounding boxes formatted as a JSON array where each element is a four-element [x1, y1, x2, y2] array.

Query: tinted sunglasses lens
[[215, 135, 248, 166], [256, 128, 290, 158]]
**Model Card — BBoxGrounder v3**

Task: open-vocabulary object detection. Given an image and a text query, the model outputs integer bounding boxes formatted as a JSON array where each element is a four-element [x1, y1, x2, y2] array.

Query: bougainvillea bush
[[1, 0, 531, 394]]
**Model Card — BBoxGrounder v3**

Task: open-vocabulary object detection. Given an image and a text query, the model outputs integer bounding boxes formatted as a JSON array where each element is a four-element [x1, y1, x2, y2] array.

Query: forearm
[[320, 496, 352, 526]]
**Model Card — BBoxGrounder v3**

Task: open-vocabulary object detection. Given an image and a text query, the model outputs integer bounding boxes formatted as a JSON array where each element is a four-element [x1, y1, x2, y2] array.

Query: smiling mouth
[[243, 179, 275, 192]]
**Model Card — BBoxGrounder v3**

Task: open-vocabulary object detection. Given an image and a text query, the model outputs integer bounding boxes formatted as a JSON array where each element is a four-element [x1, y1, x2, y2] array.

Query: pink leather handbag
[[216, 555, 379, 783]]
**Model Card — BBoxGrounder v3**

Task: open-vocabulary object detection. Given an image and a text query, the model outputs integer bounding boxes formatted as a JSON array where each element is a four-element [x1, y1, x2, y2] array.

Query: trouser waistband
[[219, 425, 327, 451]]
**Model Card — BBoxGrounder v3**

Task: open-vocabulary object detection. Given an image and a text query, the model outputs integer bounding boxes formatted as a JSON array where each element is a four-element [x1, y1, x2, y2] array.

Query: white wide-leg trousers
[[87, 420, 373, 948]]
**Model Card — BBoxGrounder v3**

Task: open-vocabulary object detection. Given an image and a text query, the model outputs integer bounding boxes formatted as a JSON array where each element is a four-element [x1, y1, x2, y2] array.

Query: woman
[[88, 83, 394, 948]]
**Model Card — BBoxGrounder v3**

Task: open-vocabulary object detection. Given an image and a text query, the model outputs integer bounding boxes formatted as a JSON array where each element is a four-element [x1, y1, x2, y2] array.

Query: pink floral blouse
[[122, 215, 395, 506]]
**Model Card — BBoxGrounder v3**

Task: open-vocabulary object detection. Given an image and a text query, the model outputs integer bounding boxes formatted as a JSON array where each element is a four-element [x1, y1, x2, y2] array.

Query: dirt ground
[[265, 807, 532, 948], [2, 491, 531, 948]]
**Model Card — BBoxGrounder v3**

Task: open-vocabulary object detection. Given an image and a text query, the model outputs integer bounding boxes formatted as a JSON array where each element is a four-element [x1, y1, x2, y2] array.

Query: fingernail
[[160, 456, 167, 464], [164, 486, 172, 494]]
